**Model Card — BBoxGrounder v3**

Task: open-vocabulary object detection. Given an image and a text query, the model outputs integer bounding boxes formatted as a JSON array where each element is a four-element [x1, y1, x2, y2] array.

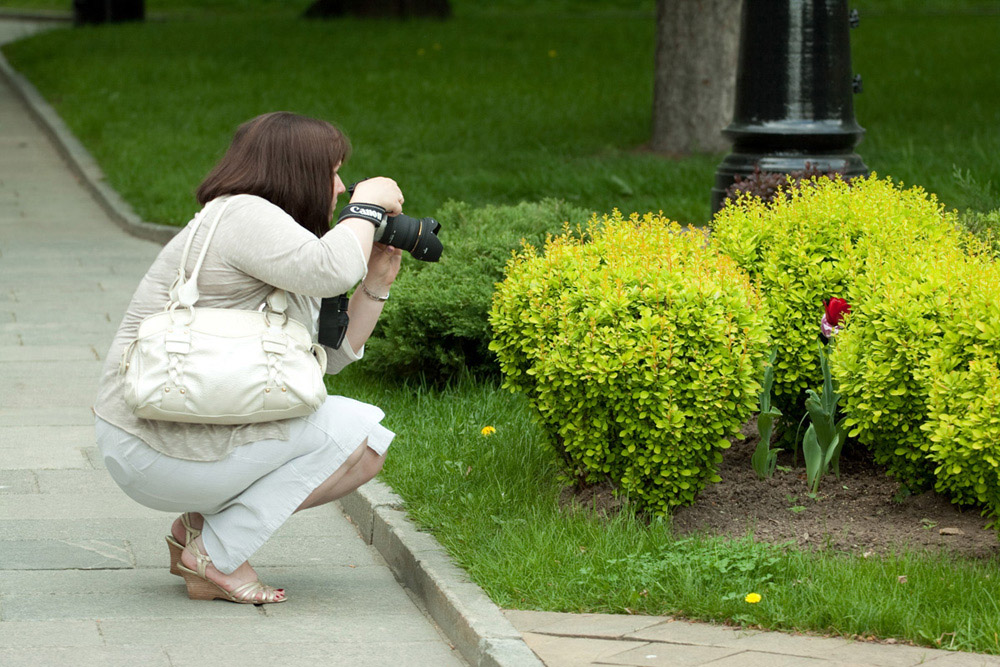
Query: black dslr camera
[[347, 180, 443, 262], [318, 180, 443, 350]]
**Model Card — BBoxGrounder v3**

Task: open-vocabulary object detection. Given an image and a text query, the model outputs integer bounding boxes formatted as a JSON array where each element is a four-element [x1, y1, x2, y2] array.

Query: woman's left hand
[[365, 243, 402, 295]]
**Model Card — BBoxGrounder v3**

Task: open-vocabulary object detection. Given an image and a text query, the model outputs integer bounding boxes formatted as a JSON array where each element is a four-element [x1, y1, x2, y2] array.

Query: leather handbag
[[119, 197, 328, 424]]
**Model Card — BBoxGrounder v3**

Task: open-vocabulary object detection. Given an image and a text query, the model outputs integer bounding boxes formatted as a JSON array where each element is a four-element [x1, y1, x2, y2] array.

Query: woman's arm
[[344, 242, 402, 355], [219, 179, 403, 297]]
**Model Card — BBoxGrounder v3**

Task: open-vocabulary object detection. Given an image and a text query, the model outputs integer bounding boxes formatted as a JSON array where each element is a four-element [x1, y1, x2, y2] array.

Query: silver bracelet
[[360, 281, 390, 302]]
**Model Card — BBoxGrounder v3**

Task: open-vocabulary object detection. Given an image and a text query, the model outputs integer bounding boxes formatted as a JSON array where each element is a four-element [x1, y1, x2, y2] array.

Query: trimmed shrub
[[365, 199, 589, 381], [922, 260, 1000, 521], [489, 211, 770, 515], [710, 176, 967, 422], [830, 249, 977, 490]]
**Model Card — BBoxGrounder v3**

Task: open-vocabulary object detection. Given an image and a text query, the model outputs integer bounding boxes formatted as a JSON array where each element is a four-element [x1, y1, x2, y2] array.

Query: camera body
[[319, 180, 443, 350]]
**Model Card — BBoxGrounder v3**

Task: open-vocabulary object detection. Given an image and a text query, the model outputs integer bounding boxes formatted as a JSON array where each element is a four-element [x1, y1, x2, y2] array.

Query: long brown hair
[[196, 112, 351, 237]]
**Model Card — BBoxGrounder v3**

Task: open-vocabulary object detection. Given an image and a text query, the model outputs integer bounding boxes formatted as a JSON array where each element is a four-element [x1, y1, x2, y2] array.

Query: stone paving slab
[[163, 641, 467, 667], [519, 633, 648, 667], [508, 611, 1000, 667], [0, 538, 133, 569], [0, 492, 175, 520], [0, 645, 173, 667], [0, 590, 262, 622], [0, 469, 37, 493], [96, 614, 448, 645], [0, 407, 95, 426], [0, 444, 91, 469], [0, 620, 103, 648], [0, 345, 101, 361], [0, 425, 100, 449], [596, 642, 742, 666], [698, 651, 829, 667], [33, 468, 121, 493]]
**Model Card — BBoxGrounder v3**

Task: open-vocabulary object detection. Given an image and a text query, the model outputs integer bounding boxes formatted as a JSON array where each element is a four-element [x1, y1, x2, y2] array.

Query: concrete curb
[[0, 9, 73, 22], [0, 47, 178, 245], [340, 481, 544, 667], [1, 28, 541, 665]]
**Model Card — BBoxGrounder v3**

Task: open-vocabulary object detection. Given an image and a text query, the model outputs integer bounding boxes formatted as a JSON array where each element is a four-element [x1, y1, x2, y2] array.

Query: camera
[[347, 181, 443, 262]]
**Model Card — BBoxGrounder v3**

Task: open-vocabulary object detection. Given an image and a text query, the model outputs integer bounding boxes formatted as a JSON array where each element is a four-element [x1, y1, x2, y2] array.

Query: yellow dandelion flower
[[548, 49, 558, 58], [481, 426, 496, 436], [417, 48, 426, 56], [745, 593, 762, 604]]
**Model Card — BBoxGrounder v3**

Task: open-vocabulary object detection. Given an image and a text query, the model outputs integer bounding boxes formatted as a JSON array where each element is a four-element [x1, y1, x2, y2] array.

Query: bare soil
[[563, 419, 1000, 560]]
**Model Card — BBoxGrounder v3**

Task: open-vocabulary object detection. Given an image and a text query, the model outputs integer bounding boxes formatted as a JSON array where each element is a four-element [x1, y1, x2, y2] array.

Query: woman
[[93, 111, 404, 604]]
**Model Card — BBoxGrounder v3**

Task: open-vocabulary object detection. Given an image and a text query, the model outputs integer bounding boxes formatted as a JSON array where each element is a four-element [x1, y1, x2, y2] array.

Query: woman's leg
[[295, 440, 385, 512]]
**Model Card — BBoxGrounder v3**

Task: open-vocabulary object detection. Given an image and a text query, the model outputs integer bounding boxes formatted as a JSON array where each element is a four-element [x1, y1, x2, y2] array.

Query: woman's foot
[[179, 536, 285, 604]]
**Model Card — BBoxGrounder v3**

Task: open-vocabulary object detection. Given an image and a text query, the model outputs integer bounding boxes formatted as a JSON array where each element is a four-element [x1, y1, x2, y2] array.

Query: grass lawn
[[2, 1, 999, 226], [4, 0, 1000, 653], [337, 366, 1000, 654]]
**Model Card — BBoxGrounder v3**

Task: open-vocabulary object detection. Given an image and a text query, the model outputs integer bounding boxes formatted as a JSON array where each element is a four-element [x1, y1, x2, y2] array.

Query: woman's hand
[[350, 177, 404, 216], [364, 242, 402, 295]]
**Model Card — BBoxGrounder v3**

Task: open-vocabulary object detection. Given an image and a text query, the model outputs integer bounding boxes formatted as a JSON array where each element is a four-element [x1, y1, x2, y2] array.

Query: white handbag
[[119, 197, 328, 424]]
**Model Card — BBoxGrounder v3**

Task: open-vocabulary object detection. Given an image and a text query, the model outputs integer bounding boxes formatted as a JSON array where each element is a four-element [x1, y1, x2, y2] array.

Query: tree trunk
[[650, 0, 741, 154], [303, 0, 451, 19]]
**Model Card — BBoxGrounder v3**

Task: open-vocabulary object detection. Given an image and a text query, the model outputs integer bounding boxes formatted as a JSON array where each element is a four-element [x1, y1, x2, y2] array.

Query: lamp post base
[[711, 150, 869, 215]]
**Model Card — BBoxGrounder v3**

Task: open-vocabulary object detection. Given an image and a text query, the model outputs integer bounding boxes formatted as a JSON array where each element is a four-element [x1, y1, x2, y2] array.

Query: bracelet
[[360, 281, 390, 302]]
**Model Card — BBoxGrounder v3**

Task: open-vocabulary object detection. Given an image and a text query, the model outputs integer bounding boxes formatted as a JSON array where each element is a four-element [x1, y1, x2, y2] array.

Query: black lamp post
[[710, 0, 869, 213], [73, 0, 145, 25]]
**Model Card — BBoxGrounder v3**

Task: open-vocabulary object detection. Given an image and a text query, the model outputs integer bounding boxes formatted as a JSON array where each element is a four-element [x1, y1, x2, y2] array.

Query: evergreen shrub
[[365, 199, 589, 381], [489, 211, 770, 515], [922, 260, 1000, 521], [830, 249, 977, 490], [710, 176, 966, 421]]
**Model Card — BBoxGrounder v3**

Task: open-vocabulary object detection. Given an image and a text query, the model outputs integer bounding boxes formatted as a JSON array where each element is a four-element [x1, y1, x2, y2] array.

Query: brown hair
[[196, 112, 351, 237]]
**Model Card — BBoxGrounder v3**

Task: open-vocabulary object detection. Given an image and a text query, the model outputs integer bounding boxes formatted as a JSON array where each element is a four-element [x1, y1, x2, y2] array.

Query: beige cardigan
[[94, 195, 369, 461]]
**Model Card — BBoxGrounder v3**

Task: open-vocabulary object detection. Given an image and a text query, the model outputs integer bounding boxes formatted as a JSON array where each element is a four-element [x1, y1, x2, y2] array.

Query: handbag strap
[[169, 197, 287, 314]]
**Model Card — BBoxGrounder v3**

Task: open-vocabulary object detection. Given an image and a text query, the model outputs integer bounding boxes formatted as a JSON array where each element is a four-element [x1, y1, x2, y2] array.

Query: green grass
[[3, 2, 998, 227], [335, 366, 1000, 653]]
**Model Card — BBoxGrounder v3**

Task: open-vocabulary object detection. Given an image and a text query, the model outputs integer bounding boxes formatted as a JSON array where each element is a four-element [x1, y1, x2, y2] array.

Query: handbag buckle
[[262, 330, 287, 354]]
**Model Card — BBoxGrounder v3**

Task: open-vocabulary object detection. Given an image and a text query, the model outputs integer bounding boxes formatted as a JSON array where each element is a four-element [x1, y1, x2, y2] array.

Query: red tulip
[[825, 298, 851, 327]]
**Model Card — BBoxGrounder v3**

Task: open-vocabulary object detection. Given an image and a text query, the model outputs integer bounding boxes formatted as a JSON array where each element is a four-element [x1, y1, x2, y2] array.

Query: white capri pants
[[95, 396, 394, 574]]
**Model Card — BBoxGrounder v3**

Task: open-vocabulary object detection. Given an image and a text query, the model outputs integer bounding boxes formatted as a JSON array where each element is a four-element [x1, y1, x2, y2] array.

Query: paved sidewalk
[[3, 16, 1000, 667], [0, 21, 465, 667], [504, 611, 1000, 667]]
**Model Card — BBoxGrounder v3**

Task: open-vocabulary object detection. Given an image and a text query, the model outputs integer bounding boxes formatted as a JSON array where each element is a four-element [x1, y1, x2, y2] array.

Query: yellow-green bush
[[831, 249, 977, 490], [922, 261, 1000, 521], [710, 176, 966, 420], [488, 211, 770, 515]]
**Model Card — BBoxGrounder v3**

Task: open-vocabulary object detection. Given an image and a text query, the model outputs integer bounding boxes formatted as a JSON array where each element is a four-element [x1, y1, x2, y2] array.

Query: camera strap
[[337, 203, 387, 230]]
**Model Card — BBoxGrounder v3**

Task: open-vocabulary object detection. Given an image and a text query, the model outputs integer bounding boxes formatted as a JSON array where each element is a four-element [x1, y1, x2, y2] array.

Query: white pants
[[95, 396, 394, 573]]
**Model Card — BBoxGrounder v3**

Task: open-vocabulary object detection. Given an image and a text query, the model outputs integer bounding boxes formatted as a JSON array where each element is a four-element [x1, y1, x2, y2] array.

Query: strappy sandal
[[165, 513, 201, 577], [176, 539, 285, 604]]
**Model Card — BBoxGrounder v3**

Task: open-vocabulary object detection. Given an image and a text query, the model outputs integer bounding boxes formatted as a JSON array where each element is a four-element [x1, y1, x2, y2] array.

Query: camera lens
[[376, 214, 443, 262]]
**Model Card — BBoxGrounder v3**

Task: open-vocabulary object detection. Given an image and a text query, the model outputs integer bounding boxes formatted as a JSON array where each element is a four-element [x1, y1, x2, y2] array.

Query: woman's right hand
[[350, 177, 404, 217]]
